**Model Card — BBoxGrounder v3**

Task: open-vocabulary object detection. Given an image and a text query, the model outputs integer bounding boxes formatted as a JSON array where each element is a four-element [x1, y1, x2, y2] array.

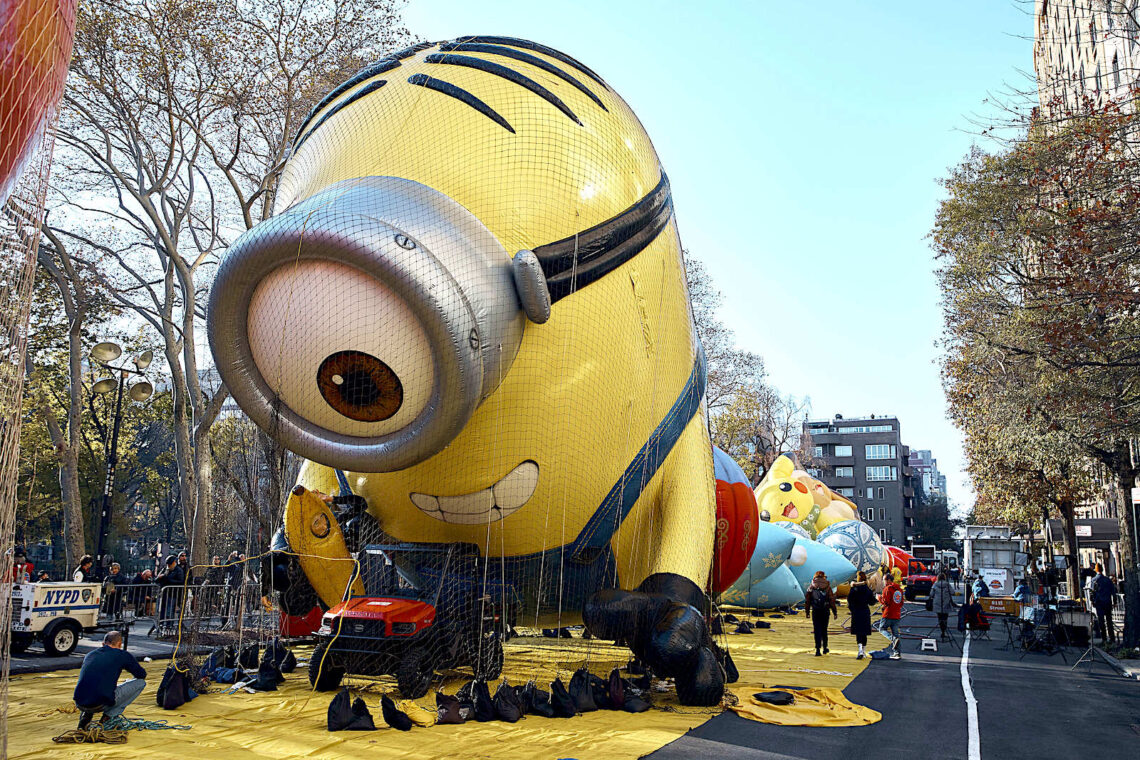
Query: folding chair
[[965, 607, 992, 641]]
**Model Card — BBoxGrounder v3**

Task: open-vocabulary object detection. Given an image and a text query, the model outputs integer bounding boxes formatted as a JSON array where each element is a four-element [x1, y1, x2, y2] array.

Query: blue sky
[[405, 1, 1036, 512]]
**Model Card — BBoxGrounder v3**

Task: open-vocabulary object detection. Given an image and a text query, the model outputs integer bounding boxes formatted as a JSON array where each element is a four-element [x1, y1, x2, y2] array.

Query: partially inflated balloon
[[815, 502, 856, 533], [817, 520, 886, 575], [786, 537, 856, 592], [711, 446, 759, 594]]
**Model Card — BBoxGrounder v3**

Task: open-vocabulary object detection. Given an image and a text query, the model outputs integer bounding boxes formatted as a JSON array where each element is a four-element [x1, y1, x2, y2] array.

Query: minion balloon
[[208, 37, 722, 704]]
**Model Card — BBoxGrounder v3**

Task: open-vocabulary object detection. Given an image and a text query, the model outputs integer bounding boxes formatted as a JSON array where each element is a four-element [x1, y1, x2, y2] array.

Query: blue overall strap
[[568, 344, 707, 562], [334, 470, 353, 497]]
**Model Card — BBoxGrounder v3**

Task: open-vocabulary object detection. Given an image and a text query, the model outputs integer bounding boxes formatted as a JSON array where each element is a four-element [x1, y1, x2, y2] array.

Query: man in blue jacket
[[73, 630, 146, 729], [1090, 564, 1116, 644]]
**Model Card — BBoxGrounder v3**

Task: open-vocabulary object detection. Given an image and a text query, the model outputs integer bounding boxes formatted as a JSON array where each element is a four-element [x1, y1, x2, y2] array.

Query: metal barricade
[[98, 582, 157, 623], [154, 582, 266, 638]]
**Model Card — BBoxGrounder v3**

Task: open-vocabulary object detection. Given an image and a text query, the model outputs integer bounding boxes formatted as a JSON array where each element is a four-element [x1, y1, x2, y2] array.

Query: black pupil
[[779, 482, 792, 492], [341, 370, 380, 407]]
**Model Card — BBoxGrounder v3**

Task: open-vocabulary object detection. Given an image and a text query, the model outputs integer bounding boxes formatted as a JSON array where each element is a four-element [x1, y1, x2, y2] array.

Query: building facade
[[908, 449, 947, 498], [803, 415, 916, 547], [1034, 1, 1140, 113]]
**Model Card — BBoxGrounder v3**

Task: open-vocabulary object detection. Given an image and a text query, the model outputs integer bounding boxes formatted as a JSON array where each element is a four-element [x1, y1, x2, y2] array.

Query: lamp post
[[90, 341, 154, 578]]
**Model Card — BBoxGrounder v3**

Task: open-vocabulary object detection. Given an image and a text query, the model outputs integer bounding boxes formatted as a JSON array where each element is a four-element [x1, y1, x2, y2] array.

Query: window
[[879, 508, 886, 521], [835, 445, 852, 457], [835, 487, 854, 497], [879, 529, 887, 542], [864, 509, 873, 521], [865, 487, 874, 500], [812, 446, 823, 458], [1114, 53, 1121, 88], [866, 466, 897, 481], [807, 468, 821, 478], [865, 444, 896, 460], [835, 425, 893, 434], [877, 487, 885, 499], [834, 466, 853, 478]]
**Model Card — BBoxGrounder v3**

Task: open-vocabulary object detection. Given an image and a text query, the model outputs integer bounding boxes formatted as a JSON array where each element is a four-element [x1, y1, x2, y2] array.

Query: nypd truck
[[10, 582, 102, 655]]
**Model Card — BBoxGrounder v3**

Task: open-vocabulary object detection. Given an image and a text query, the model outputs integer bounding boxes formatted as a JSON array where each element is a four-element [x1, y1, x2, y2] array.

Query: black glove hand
[[584, 573, 724, 706]]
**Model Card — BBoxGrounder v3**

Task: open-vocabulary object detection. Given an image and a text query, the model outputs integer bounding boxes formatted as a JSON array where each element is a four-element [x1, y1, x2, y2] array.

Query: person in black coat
[[104, 563, 129, 620], [847, 570, 877, 659]]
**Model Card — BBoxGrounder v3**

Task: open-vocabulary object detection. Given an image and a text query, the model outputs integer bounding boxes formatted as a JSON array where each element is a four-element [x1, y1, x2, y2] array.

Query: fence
[[97, 582, 270, 640]]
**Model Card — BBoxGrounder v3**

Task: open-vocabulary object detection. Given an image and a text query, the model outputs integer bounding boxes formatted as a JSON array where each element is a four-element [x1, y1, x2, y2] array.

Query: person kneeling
[[73, 630, 147, 729]]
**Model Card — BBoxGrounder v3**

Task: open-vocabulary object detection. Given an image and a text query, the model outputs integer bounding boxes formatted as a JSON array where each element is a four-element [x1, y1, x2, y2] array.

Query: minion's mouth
[[782, 503, 799, 520], [409, 461, 539, 525]]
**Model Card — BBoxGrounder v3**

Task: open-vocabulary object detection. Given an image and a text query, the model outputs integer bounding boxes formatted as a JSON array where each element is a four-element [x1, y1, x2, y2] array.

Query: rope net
[[1, 0, 77, 752], [206, 36, 725, 708]]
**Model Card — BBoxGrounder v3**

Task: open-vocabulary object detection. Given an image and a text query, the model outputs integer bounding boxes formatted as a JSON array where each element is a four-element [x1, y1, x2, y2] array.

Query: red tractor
[[309, 543, 515, 698], [904, 558, 937, 600]]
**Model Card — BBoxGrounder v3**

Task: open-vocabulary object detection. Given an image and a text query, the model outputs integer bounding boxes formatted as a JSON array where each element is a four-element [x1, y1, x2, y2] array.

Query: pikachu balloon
[[209, 37, 722, 704]]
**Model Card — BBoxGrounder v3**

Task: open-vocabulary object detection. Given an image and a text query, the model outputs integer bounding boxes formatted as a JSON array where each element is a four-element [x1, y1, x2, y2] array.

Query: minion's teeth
[[409, 460, 539, 525]]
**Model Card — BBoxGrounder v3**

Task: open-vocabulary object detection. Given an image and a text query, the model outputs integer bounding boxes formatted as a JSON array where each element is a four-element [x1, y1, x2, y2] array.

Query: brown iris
[[317, 350, 403, 422]]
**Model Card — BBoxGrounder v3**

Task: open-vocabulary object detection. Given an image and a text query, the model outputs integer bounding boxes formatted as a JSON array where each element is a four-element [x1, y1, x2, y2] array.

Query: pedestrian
[[129, 568, 154, 616], [10, 547, 34, 582], [971, 573, 989, 599], [73, 555, 95, 583], [1091, 563, 1116, 644], [847, 570, 876, 659], [73, 630, 146, 730], [205, 556, 224, 585], [929, 572, 957, 640], [154, 555, 185, 625], [1012, 578, 1032, 605], [805, 570, 838, 656], [36, 570, 51, 582], [878, 572, 905, 660], [104, 562, 129, 620]]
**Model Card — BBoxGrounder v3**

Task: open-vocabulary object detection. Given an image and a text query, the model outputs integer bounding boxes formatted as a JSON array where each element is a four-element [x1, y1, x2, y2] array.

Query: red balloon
[[711, 480, 759, 594], [0, 0, 77, 203]]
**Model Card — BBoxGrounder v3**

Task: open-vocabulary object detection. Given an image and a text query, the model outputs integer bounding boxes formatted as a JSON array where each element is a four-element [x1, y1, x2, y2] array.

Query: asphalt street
[[9, 619, 178, 675], [649, 604, 1140, 760]]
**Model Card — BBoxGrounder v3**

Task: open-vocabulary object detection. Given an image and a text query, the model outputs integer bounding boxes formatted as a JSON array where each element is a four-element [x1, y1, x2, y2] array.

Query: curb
[[1092, 646, 1140, 679]]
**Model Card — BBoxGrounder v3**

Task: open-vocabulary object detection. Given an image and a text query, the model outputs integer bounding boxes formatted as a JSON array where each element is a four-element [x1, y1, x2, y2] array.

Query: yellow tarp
[[729, 687, 881, 727], [6, 612, 873, 759]]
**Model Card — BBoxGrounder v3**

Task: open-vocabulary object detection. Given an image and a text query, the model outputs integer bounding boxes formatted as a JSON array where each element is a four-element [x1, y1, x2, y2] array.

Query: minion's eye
[[779, 482, 792, 492]]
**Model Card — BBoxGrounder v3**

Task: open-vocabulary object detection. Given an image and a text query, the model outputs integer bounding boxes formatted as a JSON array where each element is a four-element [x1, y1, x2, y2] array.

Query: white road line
[[961, 633, 981, 760]]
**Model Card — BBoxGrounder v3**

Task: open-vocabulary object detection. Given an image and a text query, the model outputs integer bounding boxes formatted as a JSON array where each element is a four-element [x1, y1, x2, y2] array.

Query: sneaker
[[77, 711, 96, 730], [889, 652, 901, 660], [856, 651, 865, 660]]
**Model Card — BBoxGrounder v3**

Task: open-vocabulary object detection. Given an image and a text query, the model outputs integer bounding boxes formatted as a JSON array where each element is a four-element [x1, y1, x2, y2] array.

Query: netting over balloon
[[209, 36, 728, 706]]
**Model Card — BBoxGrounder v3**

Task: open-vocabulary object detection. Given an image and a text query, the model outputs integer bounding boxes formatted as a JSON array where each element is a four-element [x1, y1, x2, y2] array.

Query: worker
[[73, 630, 146, 730]]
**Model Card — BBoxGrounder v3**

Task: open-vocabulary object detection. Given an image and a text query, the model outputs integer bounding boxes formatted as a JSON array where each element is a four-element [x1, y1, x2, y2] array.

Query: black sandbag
[[754, 690, 794, 705], [456, 680, 475, 703], [769, 613, 784, 619], [558, 627, 572, 638], [550, 678, 577, 718], [263, 638, 287, 667], [711, 616, 725, 636], [157, 665, 189, 710], [587, 672, 611, 710], [754, 620, 771, 629], [493, 681, 523, 723], [607, 669, 626, 710], [525, 683, 555, 718], [472, 679, 496, 722], [458, 704, 475, 721], [281, 650, 297, 674], [541, 628, 559, 638], [249, 659, 282, 691], [631, 672, 652, 690], [568, 668, 598, 712], [674, 646, 725, 707], [724, 650, 740, 684], [623, 691, 650, 713], [239, 642, 260, 669], [381, 694, 412, 731], [515, 683, 534, 715], [351, 696, 377, 730], [436, 691, 464, 724], [734, 622, 754, 634], [199, 647, 225, 679], [724, 613, 740, 623]]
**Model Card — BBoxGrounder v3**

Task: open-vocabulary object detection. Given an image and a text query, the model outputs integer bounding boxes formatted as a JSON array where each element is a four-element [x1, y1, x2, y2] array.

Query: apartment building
[[1034, 1, 1140, 112], [803, 415, 916, 547], [908, 449, 947, 498]]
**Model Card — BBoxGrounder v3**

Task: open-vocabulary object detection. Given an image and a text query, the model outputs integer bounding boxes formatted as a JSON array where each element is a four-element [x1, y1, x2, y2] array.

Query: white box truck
[[963, 526, 1024, 596]]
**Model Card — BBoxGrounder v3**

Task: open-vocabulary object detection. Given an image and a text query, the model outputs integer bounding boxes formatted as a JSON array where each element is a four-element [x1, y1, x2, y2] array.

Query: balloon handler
[[208, 37, 726, 705]]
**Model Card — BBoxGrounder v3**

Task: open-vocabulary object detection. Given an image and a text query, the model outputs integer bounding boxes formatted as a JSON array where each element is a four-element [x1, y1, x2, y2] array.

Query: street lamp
[[90, 341, 154, 577]]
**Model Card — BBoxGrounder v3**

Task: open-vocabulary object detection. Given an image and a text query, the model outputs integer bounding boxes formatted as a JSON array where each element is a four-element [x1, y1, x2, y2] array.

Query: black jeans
[[812, 610, 830, 651], [937, 612, 949, 635], [1094, 603, 1115, 643]]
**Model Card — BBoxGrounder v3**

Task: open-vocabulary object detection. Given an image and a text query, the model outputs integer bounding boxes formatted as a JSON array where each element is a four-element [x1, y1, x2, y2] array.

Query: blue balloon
[[719, 523, 796, 607], [712, 446, 750, 485], [744, 564, 803, 609], [786, 536, 857, 593]]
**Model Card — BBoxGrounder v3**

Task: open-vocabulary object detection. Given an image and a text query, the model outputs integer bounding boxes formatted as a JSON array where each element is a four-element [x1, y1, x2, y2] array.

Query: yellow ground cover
[[7, 612, 872, 759]]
